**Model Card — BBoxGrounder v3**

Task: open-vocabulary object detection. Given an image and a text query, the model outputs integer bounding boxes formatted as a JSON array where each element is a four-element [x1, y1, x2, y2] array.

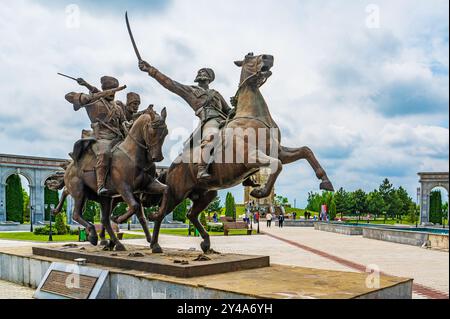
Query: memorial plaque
[[34, 262, 109, 299], [41, 270, 98, 299]]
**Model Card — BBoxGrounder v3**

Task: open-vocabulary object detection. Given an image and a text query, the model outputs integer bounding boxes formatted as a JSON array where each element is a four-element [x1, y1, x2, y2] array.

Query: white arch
[[1, 169, 34, 187]]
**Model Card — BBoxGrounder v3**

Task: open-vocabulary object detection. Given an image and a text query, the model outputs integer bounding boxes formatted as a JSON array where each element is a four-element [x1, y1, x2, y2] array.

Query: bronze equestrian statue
[[53, 76, 169, 250], [136, 53, 334, 254]]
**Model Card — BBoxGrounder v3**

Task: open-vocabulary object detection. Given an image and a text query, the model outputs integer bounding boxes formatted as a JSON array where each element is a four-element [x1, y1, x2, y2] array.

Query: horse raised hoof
[[151, 243, 163, 254], [320, 180, 335, 192], [200, 240, 211, 254], [250, 188, 268, 199]]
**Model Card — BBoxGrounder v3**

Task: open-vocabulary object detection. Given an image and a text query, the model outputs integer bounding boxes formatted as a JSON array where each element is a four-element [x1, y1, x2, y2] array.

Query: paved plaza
[[0, 224, 448, 299]]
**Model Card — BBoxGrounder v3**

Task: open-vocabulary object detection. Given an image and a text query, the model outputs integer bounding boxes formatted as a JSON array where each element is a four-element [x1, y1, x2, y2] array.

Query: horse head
[[141, 105, 168, 163], [234, 52, 274, 88]]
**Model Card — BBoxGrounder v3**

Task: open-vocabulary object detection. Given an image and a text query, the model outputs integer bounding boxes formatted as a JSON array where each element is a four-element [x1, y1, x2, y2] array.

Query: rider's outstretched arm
[[139, 60, 195, 108]]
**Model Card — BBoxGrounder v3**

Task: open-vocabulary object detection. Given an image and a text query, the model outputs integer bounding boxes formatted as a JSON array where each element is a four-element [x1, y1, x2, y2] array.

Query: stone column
[[0, 182, 6, 222], [32, 185, 45, 223], [420, 187, 430, 225], [66, 195, 74, 225]]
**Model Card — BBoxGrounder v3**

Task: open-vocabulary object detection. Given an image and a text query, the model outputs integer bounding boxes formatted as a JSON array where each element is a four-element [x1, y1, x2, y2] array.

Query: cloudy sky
[[0, 0, 448, 206]]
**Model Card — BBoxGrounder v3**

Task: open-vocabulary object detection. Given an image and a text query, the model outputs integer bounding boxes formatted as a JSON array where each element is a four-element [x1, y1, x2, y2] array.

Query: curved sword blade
[[125, 11, 142, 62]]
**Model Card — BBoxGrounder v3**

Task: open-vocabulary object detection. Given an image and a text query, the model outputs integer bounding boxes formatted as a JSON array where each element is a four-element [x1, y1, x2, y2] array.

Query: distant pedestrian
[[278, 214, 285, 228], [213, 212, 218, 223], [293, 212, 297, 220], [266, 213, 273, 228]]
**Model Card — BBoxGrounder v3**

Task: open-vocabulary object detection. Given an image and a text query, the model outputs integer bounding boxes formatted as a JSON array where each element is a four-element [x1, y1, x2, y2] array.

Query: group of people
[[265, 212, 285, 228]]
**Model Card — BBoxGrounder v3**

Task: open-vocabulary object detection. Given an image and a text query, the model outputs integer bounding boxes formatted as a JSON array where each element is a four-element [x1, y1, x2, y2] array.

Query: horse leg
[[72, 195, 98, 246], [111, 184, 141, 249], [99, 225, 107, 246], [278, 145, 334, 191], [145, 180, 169, 222], [102, 197, 120, 246], [52, 188, 68, 216], [188, 191, 218, 253], [150, 199, 178, 254], [136, 202, 153, 247], [100, 198, 125, 251], [247, 151, 283, 199]]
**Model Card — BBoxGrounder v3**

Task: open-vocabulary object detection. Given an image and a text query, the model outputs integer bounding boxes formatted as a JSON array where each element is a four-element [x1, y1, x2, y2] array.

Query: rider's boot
[[197, 137, 214, 181], [96, 155, 110, 196], [197, 163, 212, 181]]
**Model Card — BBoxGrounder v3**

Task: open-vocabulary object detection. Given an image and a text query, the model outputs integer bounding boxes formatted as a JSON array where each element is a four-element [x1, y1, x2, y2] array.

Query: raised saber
[[57, 72, 78, 81], [125, 11, 142, 62]]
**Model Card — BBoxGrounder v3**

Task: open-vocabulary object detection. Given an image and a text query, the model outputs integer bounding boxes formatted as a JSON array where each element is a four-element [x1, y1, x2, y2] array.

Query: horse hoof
[[88, 235, 98, 246], [115, 244, 126, 251], [320, 180, 334, 192], [200, 241, 210, 254], [151, 244, 163, 254], [250, 188, 267, 199], [100, 240, 108, 246]]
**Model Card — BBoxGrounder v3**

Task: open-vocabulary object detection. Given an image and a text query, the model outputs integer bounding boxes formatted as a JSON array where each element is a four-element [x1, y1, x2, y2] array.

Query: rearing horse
[[147, 53, 334, 254]]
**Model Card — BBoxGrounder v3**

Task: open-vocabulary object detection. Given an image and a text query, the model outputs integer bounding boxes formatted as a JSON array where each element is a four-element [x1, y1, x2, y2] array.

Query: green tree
[[366, 190, 385, 218], [199, 211, 207, 227], [6, 175, 24, 223], [44, 186, 59, 221], [83, 200, 99, 223], [22, 189, 30, 223], [429, 190, 443, 224], [274, 195, 289, 206], [378, 178, 394, 213], [407, 202, 419, 224], [352, 189, 367, 215], [396, 186, 412, 219], [329, 199, 337, 221], [334, 188, 351, 218], [113, 202, 127, 217], [55, 212, 68, 235], [206, 196, 222, 220], [225, 192, 236, 220], [173, 199, 190, 223], [388, 191, 403, 221], [306, 191, 322, 213]]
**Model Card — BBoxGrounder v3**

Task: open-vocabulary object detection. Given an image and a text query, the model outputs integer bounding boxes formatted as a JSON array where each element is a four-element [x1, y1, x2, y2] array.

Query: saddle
[[69, 130, 97, 162]]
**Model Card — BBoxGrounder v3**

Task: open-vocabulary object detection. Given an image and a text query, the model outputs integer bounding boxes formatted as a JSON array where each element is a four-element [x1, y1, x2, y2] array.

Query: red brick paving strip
[[264, 232, 449, 299]]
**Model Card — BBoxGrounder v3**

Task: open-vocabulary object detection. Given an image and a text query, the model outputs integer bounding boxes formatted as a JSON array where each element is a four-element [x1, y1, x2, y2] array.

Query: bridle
[[128, 118, 168, 159]]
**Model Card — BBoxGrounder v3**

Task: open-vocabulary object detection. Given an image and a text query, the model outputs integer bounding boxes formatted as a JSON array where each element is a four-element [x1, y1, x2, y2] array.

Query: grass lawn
[[134, 228, 258, 237], [0, 232, 145, 242]]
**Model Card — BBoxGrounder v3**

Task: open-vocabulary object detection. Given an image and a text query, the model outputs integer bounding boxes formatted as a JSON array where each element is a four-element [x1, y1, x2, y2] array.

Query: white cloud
[[0, 0, 448, 207]]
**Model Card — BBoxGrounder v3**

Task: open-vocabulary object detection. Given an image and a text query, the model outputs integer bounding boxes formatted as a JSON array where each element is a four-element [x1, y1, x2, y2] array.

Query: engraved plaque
[[34, 262, 109, 299], [41, 270, 98, 299]]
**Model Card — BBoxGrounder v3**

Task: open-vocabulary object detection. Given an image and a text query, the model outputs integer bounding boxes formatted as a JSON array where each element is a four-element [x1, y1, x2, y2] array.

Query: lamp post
[[416, 187, 420, 228], [46, 204, 54, 241], [29, 205, 33, 233]]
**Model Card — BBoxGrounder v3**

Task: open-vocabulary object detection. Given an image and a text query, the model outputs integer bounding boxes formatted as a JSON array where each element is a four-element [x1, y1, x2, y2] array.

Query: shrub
[[207, 223, 224, 232], [55, 213, 68, 235], [34, 225, 57, 235]]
